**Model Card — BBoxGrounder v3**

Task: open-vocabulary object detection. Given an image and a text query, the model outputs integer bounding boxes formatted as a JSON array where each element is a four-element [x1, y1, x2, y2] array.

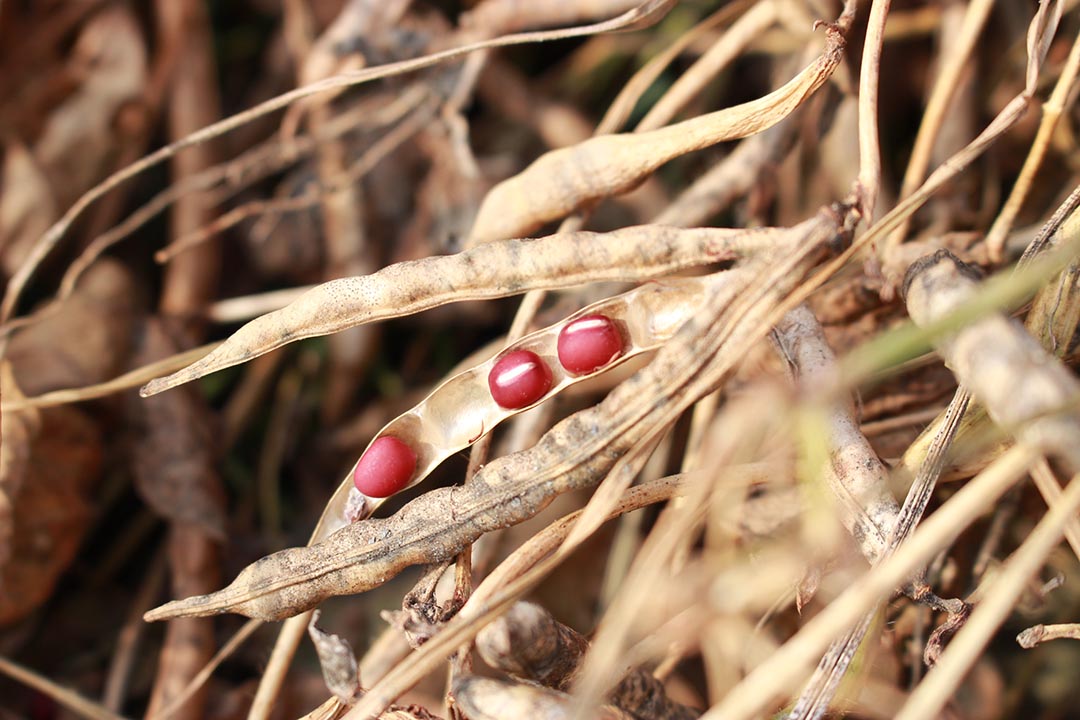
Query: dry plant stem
[[986, 28, 1080, 260], [0, 0, 673, 325], [0, 654, 127, 720], [1017, 622, 1080, 648], [704, 444, 1038, 720], [461, 0, 645, 34], [147, 1, 223, 716], [288, 0, 376, 426], [58, 88, 429, 302], [735, 6, 1051, 362], [894, 474, 1080, 720], [148, 619, 262, 720], [635, 0, 777, 131], [903, 250, 1080, 474], [1030, 458, 1080, 560], [146, 523, 222, 719], [773, 304, 899, 564], [0, 342, 215, 411], [568, 401, 759, 720], [103, 561, 166, 711], [883, 0, 994, 250], [247, 617, 307, 720], [141, 224, 773, 395], [466, 23, 847, 244], [154, 102, 435, 264], [787, 387, 971, 720], [600, 0, 757, 132], [206, 286, 315, 324], [156, 0, 222, 329], [855, 0, 891, 220]]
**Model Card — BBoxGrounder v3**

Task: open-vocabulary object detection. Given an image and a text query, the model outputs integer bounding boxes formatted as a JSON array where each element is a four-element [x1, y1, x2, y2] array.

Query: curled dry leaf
[[465, 25, 846, 245], [477, 601, 699, 720], [476, 601, 589, 691], [307, 610, 360, 704], [141, 224, 782, 396], [143, 208, 850, 622], [452, 676, 635, 720]]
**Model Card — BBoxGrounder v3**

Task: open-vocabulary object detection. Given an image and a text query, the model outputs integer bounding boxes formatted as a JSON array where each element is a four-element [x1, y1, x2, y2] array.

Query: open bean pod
[[318, 270, 743, 537]]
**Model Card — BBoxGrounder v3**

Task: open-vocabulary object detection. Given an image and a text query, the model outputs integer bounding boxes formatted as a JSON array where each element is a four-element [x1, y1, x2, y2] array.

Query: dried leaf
[[0, 259, 134, 623], [0, 368, 102, 625], [126, 318, 227, 538], [143, 210, 848, 622], [0, 142, 57, 275], [452, 676, 634, 720], [307, 610, 360, 704], [7, 259, 137, 395]]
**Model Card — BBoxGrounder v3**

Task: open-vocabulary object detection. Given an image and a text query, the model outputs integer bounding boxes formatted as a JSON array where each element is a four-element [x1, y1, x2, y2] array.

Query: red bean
[[353, 436, 418, 498], [557, 314, 623, 375], [488, 350, 553, 409]]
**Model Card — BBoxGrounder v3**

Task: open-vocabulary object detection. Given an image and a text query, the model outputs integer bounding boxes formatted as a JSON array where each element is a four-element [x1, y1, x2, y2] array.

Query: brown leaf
[[7, 259, 137, 395], [32, 6, 146, 209], [0, 366, 102, 625], [307, 610, 360, 704], [0, 142, 57, 275], [0, 259, 136, 624], [126, 318, 226, 538]]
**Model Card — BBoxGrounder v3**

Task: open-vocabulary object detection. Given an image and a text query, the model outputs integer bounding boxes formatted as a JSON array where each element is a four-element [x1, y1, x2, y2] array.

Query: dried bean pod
[[325, 271, 741, 535], [143, 209, 848, 622], [141, 225, 783, 396], [904, 249, 1080, 474], [465, 28, 845, 245]]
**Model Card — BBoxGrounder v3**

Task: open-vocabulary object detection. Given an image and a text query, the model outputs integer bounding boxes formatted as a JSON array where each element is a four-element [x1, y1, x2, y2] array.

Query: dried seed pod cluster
[[142, 208, 849, 622], [8, 1, 1080, 719]]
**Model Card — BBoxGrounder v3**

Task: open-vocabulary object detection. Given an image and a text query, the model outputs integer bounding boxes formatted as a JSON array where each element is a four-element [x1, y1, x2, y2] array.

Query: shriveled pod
[[322, 270, 745, 533]]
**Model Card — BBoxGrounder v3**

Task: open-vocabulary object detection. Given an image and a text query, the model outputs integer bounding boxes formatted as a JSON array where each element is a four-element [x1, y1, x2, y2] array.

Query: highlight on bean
[[557, 314, 623, 375], [487, 349, 554, 410]]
